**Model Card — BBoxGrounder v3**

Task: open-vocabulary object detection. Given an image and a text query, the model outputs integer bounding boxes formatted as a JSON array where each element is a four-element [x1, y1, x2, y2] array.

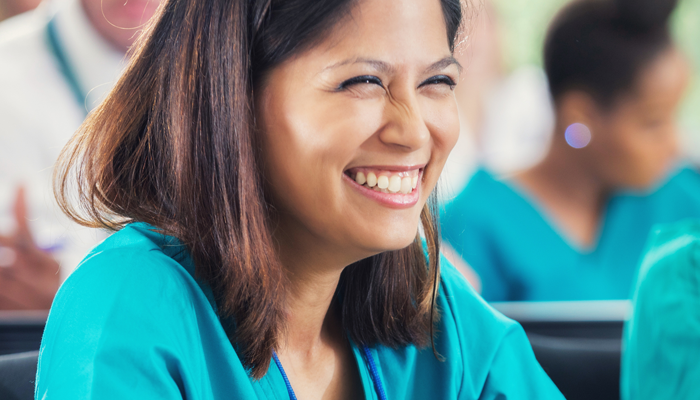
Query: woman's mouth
[[345, 167, 420, 194], [343, 166, 423, 208]]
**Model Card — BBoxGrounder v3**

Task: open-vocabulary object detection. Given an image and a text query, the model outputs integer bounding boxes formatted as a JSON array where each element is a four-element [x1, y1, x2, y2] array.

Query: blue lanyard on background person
[[272, 345, 388, 400], [45, 17, 89, 116]]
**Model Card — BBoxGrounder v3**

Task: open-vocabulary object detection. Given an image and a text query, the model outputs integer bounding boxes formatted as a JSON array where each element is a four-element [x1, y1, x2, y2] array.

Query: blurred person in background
[[0, 0, 160, 309], [0, 0, 41, 21], [442, 0, 700, 302], [621, 219, 700, 399]]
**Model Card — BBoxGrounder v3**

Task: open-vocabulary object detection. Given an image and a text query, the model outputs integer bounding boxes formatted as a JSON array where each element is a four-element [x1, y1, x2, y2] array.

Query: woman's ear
[[556, 90, 601, 132]]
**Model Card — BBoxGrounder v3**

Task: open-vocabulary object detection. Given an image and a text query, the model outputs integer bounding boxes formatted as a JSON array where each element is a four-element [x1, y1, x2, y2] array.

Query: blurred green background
[[491, 0, 700, 138]]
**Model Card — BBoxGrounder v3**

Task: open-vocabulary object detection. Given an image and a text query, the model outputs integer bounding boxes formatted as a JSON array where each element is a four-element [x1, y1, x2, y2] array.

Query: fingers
[[12, 186, 34, 246], [0, 293, 26, 310], [0, 228, 62, 275], [0, 235, 18, 268], [0, 245, 17, 268], [0, 267, 58, 310]]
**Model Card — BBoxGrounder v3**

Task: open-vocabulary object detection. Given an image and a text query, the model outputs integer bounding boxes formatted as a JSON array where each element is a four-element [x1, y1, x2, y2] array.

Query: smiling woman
[[36, 0, 563, 399]]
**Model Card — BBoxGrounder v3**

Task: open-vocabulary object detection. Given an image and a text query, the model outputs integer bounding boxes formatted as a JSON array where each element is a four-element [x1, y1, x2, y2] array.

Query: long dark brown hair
[[54, 0, 463, 378]]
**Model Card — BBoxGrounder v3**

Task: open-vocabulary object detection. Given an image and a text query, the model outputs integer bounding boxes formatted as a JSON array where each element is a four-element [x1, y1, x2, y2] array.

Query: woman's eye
[[337, 75, 384, 90], [419, 75, 457, 89]]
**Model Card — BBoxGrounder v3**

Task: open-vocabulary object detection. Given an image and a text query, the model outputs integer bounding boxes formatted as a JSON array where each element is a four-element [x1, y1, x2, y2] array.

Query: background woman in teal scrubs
[[441, 0, 700, 302], [621, 219, 700, 399], [35, 0, 563, 398]]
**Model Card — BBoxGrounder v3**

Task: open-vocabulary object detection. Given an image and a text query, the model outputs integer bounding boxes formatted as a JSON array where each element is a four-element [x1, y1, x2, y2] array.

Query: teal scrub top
[[621, 219, 700, 400], [35, 223, 564, 399], [441, 167, 700, 302]]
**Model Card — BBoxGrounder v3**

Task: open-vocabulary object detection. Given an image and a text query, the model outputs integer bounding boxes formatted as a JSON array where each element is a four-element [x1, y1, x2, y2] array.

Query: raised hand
[[0, 187, 61, 310]]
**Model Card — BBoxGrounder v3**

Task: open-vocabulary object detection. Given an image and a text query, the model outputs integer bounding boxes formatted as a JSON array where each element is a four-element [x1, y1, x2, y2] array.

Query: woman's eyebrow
[[323, 56, 461, 74], [427, 56, 462, 74], [323, 58, 395, 73]]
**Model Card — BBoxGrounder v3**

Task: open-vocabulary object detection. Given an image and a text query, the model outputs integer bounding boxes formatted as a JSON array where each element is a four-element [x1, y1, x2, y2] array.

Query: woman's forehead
[[311, 0, 453, 67]]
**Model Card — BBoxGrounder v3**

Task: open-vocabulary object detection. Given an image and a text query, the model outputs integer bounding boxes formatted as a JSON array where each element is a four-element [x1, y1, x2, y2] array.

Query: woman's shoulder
[[448, 169, 508, 208], [629, 219, 700, 329], [442, 168, 524, 234], [638, 167, 700, 213], [666, 165, 700, 189], [46, 223, 218, 346], [48, 222, 211, 331], [439, 255, 516, 331], [439, 258, 512, 335], [635, 219, 700, 287], [37, 223, 241, 399], [622, 220, 700, 400], [61, 224, 194, 296], [401, 256, 564, 398]]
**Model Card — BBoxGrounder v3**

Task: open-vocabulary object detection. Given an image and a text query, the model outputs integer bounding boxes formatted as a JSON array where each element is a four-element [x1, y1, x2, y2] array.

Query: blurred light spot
[[565, 123, 592, 149]]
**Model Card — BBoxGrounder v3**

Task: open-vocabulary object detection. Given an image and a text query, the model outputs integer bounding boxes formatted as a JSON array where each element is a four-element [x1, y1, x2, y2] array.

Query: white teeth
[[353, 169, 421, 194], [400, 177, 412, 194], [355, 171, 366, 185], [377, 175, 389, 189], [388, 176, 401, 193], [367, 172, 377, 187]]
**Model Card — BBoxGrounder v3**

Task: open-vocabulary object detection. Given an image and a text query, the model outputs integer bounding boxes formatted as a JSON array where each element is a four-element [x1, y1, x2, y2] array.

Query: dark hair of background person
[[544, 0, 678, 106], [53, 0, 463, 378]]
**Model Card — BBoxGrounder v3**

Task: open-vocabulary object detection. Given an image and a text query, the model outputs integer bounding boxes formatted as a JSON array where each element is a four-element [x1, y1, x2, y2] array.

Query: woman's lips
[[343, 167, 422, 209]]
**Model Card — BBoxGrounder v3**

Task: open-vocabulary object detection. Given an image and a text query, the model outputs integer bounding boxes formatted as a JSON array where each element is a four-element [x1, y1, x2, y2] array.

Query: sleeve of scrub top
[[439, 259, 564, 400], [35, 248, 194, 399], [477, 327, 563, 399], [621, 222, 700, 400]]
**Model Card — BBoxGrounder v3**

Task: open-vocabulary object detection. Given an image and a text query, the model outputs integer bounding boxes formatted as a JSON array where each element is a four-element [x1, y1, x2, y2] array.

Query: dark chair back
[[493, 300, 629, 400], [0, 351, 39, 400], [0, 311, 46, 400], [0, 311, 46, 356]]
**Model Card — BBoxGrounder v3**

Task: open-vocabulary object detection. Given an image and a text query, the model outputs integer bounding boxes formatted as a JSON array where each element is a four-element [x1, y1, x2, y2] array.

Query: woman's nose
[[378, 94, 431, 152]]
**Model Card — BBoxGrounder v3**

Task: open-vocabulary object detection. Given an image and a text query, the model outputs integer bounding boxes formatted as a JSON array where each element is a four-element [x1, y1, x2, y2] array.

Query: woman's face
[[587, 48, 690, 190], [257, 0, 460, 263]]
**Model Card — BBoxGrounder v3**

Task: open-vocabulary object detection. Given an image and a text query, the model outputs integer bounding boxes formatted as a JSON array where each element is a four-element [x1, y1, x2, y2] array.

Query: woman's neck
[[273, 229, 363, 400], [281, 259, 344, 354], [515, 130, 610, 248]]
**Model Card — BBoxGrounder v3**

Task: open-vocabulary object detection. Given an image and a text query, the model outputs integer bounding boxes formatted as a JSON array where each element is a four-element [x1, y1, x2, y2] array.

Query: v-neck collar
[[496, 171, 613, 255], [255, 340, 375, 400]]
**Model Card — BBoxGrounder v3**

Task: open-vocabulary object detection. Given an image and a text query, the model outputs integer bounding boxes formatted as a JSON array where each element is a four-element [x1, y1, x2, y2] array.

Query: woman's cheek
[[423, 97, 460, 157]]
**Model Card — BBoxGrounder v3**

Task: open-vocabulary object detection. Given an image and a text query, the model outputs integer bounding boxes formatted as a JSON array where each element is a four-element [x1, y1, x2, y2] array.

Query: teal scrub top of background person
[[35, 223, 564, 399], [621, 219, 700, 400], [440, 167, 700, 302]]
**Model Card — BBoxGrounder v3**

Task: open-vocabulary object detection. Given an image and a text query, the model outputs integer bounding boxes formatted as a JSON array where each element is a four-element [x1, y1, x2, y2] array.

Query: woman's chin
[[358, 229, 420, 255]]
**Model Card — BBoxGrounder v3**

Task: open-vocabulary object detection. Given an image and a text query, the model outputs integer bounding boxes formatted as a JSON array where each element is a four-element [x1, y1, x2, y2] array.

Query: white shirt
[[0, 0, 125, 278]]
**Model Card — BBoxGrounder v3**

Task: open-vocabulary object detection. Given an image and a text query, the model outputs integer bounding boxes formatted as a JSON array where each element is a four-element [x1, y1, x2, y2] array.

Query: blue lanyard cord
[[272, 346, 388, 400], [45, 18, 88, 115], [272, 351, 299, 400], [361, 345, 388, 400]]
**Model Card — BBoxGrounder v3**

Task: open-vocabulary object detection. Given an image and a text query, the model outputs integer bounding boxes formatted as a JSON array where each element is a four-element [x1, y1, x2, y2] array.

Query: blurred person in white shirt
[[0, 0, 41, 21], [0, 0, 160, 309]]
